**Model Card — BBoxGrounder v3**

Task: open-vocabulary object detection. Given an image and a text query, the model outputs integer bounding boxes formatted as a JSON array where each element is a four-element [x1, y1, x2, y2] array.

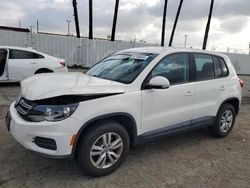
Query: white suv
[[6, 47, 243, 177]]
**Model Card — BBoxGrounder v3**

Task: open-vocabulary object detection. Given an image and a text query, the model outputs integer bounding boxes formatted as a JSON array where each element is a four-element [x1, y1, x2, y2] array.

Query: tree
[[89, 0, 93, 39], [161, 0, 168, 46], [72, 0, 80, 38], [169, 0, 184, 47], [203, 0, 214, 50], [111, 0, 120, 41]]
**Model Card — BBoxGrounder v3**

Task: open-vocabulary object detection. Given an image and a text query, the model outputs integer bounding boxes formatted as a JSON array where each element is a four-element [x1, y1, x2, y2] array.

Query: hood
[[21, 73, 126, 100]]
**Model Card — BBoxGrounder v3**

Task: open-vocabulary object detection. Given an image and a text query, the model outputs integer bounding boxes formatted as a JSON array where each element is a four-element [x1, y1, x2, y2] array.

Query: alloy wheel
[[90, 132, 123, 169], [220, 110, 233, 133]]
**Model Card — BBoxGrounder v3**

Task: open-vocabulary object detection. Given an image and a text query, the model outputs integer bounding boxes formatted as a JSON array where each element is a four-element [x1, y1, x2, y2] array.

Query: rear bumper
[[7, 103, 81, 157]]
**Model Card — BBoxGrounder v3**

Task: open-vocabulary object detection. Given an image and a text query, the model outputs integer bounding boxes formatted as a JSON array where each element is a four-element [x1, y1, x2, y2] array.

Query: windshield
[[86, 52, 157, 84]]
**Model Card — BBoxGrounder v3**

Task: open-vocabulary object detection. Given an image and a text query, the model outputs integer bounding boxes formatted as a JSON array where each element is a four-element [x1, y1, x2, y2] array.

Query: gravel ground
[[0, 73, 249, 188]]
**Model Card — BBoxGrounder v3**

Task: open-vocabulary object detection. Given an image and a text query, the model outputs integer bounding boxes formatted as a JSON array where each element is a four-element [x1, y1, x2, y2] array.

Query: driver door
[[141, 53, 195, 134]]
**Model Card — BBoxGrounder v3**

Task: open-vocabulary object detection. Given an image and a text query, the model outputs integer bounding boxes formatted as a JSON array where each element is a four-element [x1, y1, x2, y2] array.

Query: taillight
[[239, 79, 244, 88], [59, 62, 65, 67]]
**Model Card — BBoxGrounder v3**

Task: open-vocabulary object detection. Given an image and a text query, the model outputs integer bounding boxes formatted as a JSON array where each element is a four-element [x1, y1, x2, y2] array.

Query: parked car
[[0, 46, 68, 82], [6, 47, 243, 177]]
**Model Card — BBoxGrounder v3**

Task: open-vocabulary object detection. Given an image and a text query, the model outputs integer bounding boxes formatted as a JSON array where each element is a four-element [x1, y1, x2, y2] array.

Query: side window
[[213, 56, 223, 78], [9, 50, 44, 59], [194, 54, 214, 81], [151, 53, 189, 85], [219, 58, 229, 76]]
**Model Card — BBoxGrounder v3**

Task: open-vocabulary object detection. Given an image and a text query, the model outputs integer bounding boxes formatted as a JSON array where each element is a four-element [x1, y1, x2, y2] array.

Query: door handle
[[30, 62, 37, 65], [185, 91, 193, 96], [220, 86, 226, 91]]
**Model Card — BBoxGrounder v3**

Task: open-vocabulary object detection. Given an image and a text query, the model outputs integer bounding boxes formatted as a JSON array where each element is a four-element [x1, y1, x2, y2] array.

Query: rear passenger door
[[191, 53, 229, 124], [8, 49, 44, 80]]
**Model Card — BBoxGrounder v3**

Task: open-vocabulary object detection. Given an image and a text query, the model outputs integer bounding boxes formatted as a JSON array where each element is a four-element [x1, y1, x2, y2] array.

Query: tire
[[76, 121, 130, 177], [209, 103, 236, 138]]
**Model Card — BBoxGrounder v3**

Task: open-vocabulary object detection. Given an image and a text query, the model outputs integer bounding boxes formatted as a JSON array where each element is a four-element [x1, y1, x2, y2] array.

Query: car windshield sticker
[[131, 55, 149, 61]]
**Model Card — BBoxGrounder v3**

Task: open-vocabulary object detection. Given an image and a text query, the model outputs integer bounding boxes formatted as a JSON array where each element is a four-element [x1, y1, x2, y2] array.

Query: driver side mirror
[[146, 76, 170, 89]]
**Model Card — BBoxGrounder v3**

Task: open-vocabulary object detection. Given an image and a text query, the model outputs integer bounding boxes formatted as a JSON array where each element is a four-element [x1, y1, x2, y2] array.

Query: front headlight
[[27, 103, 79, 122]]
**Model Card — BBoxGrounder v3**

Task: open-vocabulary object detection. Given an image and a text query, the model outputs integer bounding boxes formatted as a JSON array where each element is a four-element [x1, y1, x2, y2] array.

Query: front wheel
[[209, 103, 236, 138], [76, 121, 130, 177]]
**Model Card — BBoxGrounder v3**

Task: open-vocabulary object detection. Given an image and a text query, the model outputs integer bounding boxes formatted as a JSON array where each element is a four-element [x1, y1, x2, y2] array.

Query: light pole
[[66, 20, 71, 35], [211, 45, 217, 51], [184, 34, 188, 48]]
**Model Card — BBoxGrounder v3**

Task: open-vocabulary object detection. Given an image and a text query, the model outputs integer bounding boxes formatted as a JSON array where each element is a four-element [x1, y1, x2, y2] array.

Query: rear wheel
[[209, 103, 236, 138], [76, 121, 130, 177]]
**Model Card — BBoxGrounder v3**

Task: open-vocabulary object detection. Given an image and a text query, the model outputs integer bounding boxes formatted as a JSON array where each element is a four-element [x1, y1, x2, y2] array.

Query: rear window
[[9, 49, 44, 59]]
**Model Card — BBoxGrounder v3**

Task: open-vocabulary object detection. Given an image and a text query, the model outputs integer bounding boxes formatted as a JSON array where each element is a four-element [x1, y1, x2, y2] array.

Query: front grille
[[15, 97, 34, 116], [33, 137, 57, 150]]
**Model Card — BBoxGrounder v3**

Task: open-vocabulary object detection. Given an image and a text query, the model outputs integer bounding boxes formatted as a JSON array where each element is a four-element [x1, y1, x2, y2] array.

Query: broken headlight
[[27, 103, 79, 122]]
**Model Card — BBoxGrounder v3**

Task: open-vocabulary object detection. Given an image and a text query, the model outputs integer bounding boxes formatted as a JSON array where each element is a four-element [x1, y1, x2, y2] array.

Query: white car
[[0, 46, 68, 82], [6, 47, 243, 177]]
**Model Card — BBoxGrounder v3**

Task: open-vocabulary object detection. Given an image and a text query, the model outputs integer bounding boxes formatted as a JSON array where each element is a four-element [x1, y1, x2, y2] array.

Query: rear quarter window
[[213, 56, 223, 78], [219, 57, 229, 76], [213, 56, 229, 78]]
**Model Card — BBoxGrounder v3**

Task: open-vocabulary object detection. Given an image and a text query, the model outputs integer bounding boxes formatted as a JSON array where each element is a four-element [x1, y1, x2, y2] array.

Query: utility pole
[[89, 0, 93, 39], [111, 0, 120, 41], [72, 0, 80, 38], [203, 0, 214, 50], [169, 0, 184, 47], [66, 20, 71, 35], [36, 20, 39, 33], [19, 21, 21, 28], [184, 34, 188, 48], [161, 0, 168, 46]]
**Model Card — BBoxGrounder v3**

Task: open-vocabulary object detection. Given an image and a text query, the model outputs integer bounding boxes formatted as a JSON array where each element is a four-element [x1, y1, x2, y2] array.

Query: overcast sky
[[0, 0, 250, 53]]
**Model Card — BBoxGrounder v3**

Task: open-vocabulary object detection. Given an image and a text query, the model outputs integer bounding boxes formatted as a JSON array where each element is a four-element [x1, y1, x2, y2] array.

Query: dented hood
[[21, 72, 126, 100]]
